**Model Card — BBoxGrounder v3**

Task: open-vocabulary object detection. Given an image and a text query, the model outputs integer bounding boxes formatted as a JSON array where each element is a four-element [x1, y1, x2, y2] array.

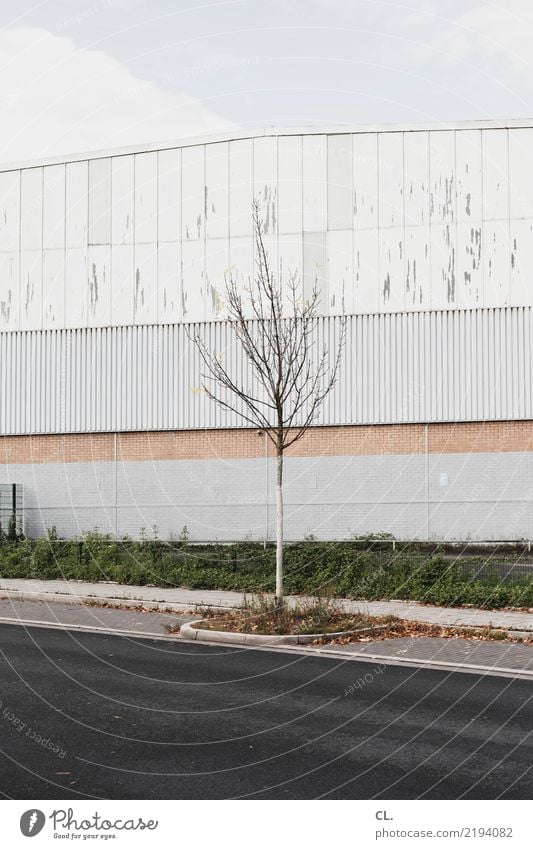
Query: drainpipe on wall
[[265, 430, 269, 548], [425, 423, 430, 541], [258, 430, 269, 548], [114, 432, 118, 537]]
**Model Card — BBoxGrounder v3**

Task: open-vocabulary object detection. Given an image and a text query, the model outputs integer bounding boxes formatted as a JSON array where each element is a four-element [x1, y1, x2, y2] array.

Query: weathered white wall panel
[[65, 161, 88, 249], [509, 128, 533, 219], [205, 142, 228, 240], [205, 240, 228, 320], [2, 307, 533, 435], [158, 148, 180, 242], [134, 152, 157, 244], [229, 138, 252, 238], [158, 241, 181, 323], [0, 171, 20, 252], [0, 253, 19, 329], [182, 145, 204, 242], [431, 223, 456, 308], [456, 130, 482, 222], [278, 135, 302, 234], [510, 219, 533, 306], [404, 226, 429, 308], [43, 165, 65, 250], [181, 239, 205, 321], [254, 136, 277, 236], [65, 249, 87, 327], [111, 155, 134, 245], [404, 132, 429, 227], [379, 227, 404, 311], [278, 234, 303, 304], [88, 158, 111, 245], [111, 244, 134, 325], [87, 245, 111, 325], [483, 221, 510, 306], [21, 168, 42, 250], [353, 133, 378, 230], [378, 133, 404, 228], [20, 250, 42, 329], [258, 230, 278, 279], [457, 222, 482, 307], [134, 242, 157, 324], [303, 135, 327, 231], [327, 229, 352, 313], [430, 131, 455, 224], [353, 228, 379, 312], [482, 129, 508, 221], [327, 134, 352, 230], [4, 125, 533, 329], [42, 249, 65, 328], [303, 231, 327, 306], [228, 235, 253, 302]]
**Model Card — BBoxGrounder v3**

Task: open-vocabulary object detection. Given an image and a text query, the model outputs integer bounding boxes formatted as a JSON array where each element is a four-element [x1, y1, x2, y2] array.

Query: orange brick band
[[1, 421, 533, 466]]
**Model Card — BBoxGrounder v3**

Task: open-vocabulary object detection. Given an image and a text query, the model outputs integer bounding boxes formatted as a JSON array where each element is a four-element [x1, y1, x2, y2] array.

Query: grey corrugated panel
[[516, 308, 524, 415], [522, 310, 533, 417], [9, 333, 15, 434], [2, 307, 533, 435]]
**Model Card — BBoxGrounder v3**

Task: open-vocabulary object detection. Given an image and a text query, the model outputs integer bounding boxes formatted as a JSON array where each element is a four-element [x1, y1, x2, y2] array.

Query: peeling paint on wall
[[0, 289, 12, 322], [90, 262, 99, 313], [383, 273, 391, 301], [3, 126, 533, 329], [24, 274, 33, 317]]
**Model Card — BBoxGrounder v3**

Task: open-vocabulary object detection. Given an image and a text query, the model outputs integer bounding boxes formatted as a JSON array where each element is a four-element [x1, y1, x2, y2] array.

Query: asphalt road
[[0, 623, 531, 800]]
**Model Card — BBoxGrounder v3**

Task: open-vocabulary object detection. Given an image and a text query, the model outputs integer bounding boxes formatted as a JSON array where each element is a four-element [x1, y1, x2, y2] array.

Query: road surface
[[0, 623, 530, 799]]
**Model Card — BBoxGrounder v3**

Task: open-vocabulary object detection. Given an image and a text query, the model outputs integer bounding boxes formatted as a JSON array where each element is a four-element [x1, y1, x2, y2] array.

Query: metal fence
[[3, 535, 532, 584]]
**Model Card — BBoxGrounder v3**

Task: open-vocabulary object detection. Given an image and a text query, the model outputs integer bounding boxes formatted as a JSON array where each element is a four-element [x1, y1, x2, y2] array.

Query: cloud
[[300, 0, 533, 119], [0, 26, 234, 163]]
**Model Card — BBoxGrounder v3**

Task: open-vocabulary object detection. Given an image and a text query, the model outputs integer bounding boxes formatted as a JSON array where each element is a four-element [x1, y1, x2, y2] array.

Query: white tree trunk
[[275, 449, 284, 605]]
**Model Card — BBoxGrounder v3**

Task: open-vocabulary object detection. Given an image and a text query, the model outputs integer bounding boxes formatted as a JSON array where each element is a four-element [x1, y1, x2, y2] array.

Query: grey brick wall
[[1, 450, 533, 541]]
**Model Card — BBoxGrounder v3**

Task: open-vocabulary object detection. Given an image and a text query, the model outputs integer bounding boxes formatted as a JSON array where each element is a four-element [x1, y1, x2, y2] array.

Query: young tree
[[191, 203, 345, 604]]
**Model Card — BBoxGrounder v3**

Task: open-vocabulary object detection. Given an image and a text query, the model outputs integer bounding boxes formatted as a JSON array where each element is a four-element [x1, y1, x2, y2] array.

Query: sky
[[0, 0, 532, 162]]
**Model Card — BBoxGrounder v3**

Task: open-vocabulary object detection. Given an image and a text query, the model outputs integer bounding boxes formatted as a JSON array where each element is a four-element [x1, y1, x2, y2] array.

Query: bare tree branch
[[188, 202, 347, 602]]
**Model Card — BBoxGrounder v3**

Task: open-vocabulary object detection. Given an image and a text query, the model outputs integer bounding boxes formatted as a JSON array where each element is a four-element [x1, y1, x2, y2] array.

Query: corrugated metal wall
[[1, 307, 531, 435], [2, 125, 533, 331]]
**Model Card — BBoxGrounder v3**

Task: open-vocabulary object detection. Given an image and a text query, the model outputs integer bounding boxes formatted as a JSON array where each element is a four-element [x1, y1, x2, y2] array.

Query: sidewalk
[[0, 594, 531, 680], [1, 576, 532, 631]]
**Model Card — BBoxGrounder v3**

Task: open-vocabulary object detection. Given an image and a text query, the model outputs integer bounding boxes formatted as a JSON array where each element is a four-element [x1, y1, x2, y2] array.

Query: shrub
[[0, 533, 531, 609]]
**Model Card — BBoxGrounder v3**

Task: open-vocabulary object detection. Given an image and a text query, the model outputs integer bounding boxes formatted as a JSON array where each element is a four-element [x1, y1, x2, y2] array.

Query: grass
[[317, 622, 531, 645], [188, 595, 532, 643], [193, 595, 399, 636]]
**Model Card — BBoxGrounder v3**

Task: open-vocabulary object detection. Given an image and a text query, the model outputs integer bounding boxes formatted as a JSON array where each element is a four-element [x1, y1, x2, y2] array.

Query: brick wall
[[2, 420, 533, 465], [2, 422, 533, 540]]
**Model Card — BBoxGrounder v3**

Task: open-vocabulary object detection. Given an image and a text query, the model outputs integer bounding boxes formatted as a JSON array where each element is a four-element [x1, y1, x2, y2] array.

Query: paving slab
[[0, 598, 193, 638], [308, 635, 533, 677], [1, 577, 532, 631], [0, 597, 531, 678]]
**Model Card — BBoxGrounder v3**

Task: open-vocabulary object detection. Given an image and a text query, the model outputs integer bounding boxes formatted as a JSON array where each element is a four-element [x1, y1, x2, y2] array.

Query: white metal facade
[[1, 307, 531, 435], [1, 123, 533, 332]]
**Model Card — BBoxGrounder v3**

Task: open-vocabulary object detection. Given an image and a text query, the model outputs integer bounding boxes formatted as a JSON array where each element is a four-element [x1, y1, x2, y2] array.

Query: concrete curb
[[1, 586, 532, 635], [1, 612, 530, 679], [308, 647, 533, 679], [180, 619, 525, 646], [0, 615, 179, 640], [180, 620, 389, 646], [180, 622, 533, 680], [0, 590, 205, 614]]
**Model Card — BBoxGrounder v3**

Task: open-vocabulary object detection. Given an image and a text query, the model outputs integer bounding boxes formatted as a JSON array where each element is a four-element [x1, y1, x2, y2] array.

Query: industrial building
[[1, 121, 533, 541]]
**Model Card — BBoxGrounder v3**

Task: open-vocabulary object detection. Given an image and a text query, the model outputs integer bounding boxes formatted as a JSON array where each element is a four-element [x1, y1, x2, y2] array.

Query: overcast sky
[[0, 0, 532, 163]]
